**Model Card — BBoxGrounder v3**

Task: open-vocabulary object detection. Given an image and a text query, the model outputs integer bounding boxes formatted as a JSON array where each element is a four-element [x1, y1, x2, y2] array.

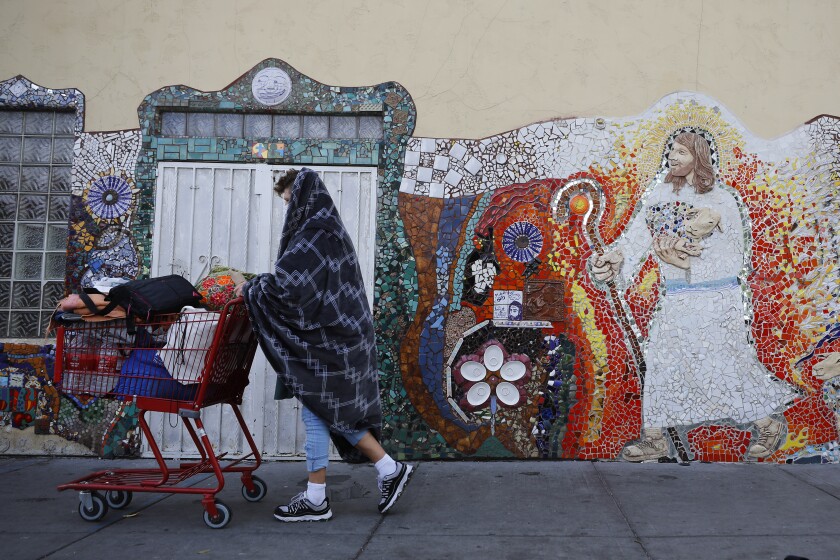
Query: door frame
[[144, 161, 378, 459]]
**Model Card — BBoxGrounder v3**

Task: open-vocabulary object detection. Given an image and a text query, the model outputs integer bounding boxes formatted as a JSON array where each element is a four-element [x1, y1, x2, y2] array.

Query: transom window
[[160, 112, 384, 140], [0, 110, 74, 337]]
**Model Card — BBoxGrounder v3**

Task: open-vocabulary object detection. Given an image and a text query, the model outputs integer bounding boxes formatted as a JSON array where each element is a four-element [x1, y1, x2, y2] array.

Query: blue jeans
[[302, 405, 367, 472]]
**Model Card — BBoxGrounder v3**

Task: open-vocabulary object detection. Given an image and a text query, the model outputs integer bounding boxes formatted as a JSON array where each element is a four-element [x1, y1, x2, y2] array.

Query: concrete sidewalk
[[3, 456, 839, 560]]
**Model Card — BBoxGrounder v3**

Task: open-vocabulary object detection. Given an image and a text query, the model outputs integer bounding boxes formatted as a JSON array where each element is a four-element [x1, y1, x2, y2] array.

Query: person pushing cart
[[236, 168, 414, 522]]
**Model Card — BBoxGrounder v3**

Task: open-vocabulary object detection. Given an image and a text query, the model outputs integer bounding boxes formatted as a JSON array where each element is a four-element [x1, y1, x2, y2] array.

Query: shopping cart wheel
[[203, 500, 232, 529], [105, 490, 133, 510], [78, 491, 108, 522], [241, 476, 267, 502]]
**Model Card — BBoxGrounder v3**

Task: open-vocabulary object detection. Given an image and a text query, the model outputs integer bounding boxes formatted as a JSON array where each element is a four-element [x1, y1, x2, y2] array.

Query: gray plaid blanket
[[242, 168, 381, 461]]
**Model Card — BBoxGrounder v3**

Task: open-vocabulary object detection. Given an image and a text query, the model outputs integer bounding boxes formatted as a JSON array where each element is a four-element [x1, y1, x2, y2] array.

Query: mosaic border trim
[[0, 75, 85, 133]]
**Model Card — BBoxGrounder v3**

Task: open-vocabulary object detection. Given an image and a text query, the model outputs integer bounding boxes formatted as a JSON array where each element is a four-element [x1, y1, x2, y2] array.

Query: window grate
[[0, 110, 73, 337]]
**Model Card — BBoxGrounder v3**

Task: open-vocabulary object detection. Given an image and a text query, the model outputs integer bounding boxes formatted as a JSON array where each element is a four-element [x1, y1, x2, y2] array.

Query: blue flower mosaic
[[86, 175, 133, 222], [502, 221, 543, 263]]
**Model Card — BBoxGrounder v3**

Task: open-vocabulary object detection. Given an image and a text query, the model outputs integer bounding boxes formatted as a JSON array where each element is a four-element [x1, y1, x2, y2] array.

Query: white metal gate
[[144, 163, 377, 459]]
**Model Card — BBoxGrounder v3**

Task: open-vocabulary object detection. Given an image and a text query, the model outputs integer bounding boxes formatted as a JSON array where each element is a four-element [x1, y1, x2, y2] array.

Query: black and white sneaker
[[378, 462, 414, 513], [273, 492, 333, 522]]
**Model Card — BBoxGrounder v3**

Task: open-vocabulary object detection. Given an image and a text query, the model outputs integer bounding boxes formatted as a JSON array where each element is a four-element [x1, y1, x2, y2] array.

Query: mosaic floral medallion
[[502, 221, 543, 262], [84, 175, 134, 222], [453, 340, 532, 411]]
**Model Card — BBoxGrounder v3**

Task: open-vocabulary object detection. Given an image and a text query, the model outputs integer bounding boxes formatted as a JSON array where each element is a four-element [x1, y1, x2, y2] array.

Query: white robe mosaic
[[614, 181, 795, 426]]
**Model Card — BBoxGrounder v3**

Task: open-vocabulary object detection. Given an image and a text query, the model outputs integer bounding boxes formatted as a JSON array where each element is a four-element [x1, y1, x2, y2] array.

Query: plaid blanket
[[242, 169, 381, 461]]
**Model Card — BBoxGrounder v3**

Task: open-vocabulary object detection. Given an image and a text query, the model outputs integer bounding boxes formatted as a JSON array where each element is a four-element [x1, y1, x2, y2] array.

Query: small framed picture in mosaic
[[493, 290, 523, 321], [523, 279, 565, 322]]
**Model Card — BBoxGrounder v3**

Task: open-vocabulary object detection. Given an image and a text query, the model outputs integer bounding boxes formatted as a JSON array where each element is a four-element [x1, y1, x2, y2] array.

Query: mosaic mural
[[0, 342, 136, 457], [395, 93, 840, 463], [3, 68, 840, 465], [1, 60, 421, 458]]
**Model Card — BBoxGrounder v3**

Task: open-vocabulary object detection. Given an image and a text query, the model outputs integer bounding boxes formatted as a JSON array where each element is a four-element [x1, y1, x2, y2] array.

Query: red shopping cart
[[55, 298, 262, 529]]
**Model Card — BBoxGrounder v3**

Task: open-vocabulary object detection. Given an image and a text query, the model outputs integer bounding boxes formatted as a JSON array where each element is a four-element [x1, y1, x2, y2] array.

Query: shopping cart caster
[[203, 500, 232, 529], [241, 475, 267, 502], [105, 490, 133, 510], [78, 491, 108, 522]]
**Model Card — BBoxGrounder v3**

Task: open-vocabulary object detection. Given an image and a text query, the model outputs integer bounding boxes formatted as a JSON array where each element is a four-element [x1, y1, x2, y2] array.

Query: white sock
[[374, 455, 398, 478], [306, 482, 326, 505]]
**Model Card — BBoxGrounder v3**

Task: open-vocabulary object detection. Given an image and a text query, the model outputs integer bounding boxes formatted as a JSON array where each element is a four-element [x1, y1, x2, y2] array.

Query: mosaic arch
[[395, 93, 840, 463], [133, 59, 440, 455]]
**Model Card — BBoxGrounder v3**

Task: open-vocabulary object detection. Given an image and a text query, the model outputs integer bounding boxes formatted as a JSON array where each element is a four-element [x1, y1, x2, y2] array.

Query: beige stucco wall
[[1, 0, 838, 139]]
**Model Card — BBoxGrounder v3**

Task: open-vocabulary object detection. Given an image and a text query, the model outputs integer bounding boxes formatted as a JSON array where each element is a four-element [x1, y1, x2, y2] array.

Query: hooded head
[[277, 167, 346, 257]]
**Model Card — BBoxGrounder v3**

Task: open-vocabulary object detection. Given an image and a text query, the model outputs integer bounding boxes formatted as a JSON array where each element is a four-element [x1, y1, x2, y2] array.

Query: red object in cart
[[55, 298, 262, 529]]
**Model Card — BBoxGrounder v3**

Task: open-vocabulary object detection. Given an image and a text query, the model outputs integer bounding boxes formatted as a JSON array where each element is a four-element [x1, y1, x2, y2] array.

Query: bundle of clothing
[[52, 266, 253, 400]]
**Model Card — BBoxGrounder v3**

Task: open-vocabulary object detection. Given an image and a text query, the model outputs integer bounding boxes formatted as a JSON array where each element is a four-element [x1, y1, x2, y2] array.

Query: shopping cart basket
[[55, 298, 262, 529]]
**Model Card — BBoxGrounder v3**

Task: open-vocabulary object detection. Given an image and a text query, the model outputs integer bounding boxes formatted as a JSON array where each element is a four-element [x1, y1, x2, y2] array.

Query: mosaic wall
[[60, 129, 144, 457], [0, 342, 138, 457], [394, 93, 840, 463], [4, 69, 840, 465], [1, 62, 423, 459]]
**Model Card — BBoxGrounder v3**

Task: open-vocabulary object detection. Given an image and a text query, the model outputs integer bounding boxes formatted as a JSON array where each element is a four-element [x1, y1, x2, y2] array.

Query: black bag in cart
[[105, 275, 204, 323]]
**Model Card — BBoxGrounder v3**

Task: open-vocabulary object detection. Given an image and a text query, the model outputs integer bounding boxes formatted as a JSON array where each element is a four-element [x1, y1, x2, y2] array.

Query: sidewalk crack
[[592, 462, 654, 560], [352, 515, 386, 560], [778, 466, 840, 502], [352, 462, 420, 560]]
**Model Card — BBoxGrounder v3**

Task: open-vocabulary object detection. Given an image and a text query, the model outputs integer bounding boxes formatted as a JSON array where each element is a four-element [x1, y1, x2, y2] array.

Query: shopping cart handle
[[179, 408, 200, 419]]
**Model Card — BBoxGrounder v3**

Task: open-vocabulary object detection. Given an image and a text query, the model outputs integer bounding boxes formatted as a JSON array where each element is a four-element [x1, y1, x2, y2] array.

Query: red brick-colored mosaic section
[[398, 193, 491, 454]]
